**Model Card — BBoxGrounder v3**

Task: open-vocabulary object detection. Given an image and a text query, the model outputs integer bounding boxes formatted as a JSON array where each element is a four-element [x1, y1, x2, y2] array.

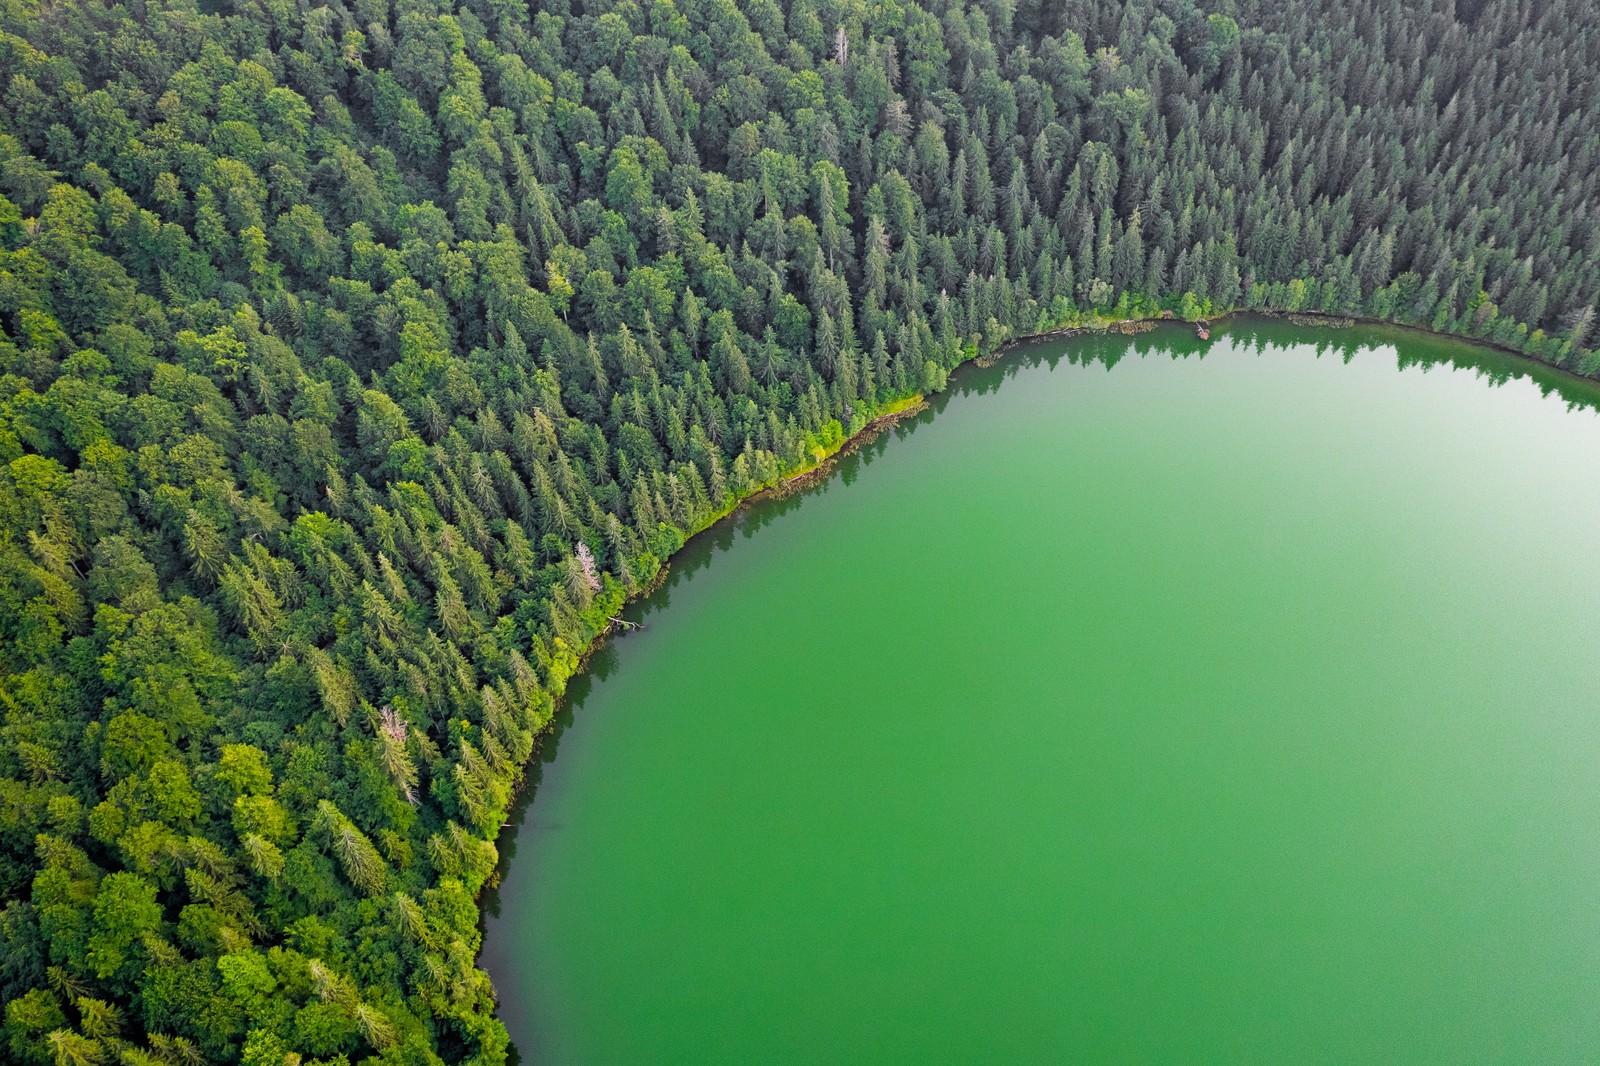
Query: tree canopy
[[1, 0, 1597, 1061]]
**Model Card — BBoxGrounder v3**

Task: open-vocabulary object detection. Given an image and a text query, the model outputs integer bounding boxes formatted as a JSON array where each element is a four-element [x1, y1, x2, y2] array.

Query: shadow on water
[[1221, 314, 1600, 413], [478, 313, 1600, 1063], [971, 314, 1600, 414]]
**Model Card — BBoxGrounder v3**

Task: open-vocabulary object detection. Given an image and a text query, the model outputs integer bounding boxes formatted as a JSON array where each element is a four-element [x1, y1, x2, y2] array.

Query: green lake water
[[481, 320, 1600, 1064]]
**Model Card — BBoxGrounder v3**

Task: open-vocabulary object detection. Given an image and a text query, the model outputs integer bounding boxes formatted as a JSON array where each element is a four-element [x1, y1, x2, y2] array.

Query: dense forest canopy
[[0, 0, 1596, 1060]]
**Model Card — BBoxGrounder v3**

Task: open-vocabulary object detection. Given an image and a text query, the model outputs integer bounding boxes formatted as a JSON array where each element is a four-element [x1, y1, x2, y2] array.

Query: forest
[[0, 0, 1596, 1060]]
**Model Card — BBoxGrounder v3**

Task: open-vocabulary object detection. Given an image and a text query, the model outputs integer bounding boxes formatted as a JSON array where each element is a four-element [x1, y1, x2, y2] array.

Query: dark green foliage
[[0, 0, 1596, 1060]]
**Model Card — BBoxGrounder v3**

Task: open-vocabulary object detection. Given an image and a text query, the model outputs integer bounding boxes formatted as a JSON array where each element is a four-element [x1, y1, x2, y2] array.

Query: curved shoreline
[[476, 307, 1600, 876], [473, 308, 1600, 1031]]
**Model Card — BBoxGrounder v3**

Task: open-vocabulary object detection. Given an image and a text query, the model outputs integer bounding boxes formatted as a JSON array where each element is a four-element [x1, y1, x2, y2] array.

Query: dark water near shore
[[482, 320, 1600, 1064]]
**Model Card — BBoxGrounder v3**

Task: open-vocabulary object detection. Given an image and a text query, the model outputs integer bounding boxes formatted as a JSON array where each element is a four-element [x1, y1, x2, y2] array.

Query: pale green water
[[481, 321, 1600, 1064]]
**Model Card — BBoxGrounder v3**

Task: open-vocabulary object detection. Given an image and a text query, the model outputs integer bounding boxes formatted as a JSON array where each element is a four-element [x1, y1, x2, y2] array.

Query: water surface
[[482, 320, 1600, 1064]]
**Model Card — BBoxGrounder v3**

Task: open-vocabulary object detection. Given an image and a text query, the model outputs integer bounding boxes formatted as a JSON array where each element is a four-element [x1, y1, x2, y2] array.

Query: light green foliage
[[85, 872, 160, 980]]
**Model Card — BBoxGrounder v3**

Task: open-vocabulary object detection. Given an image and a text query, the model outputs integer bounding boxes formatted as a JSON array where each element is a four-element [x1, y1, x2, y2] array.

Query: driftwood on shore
[[1287, 312, 1354, 328], [1106, 319, 1157, 334]]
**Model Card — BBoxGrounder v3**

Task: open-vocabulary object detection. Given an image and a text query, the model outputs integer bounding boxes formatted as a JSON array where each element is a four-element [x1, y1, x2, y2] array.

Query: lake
[[481, 319, 1600, 1064]]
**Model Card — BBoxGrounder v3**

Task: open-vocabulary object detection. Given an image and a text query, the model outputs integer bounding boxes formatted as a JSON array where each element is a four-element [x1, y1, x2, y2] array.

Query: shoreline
[[477, 395, 933, 889], [474, 305, 1600, 993], [1246, 310, 1600, 393], [478, 307, 1600, 864]]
